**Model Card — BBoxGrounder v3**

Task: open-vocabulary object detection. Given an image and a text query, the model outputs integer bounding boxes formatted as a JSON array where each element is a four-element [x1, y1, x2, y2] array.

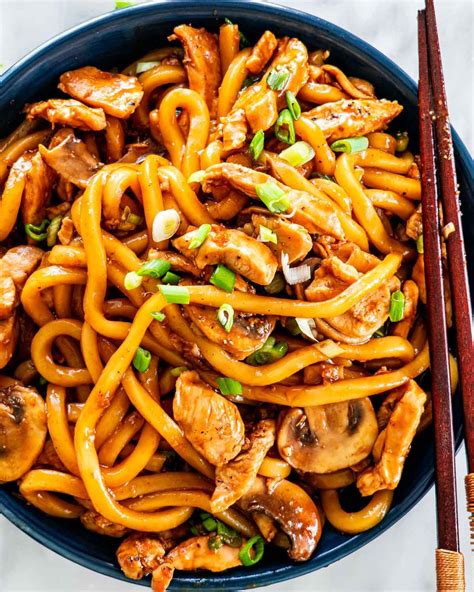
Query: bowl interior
[[0, 2, 472, 590]]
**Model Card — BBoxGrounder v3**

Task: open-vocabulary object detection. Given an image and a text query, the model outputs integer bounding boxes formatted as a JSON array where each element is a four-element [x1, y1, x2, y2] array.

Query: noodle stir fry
[[0, 21, 454, 590]]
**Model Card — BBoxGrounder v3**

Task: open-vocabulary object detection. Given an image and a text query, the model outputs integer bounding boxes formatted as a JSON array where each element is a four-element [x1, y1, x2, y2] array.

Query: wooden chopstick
[[424, 0, 474, 497], [418, 4, 468, 590]]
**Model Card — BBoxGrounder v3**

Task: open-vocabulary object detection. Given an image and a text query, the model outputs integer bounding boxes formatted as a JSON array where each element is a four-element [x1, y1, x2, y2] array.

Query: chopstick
[[418, 2, 471, 590]]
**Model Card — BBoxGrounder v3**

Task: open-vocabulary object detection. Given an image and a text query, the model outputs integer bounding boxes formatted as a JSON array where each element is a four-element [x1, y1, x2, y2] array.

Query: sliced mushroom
[[277, 398, 378, 474], [239, 476, 322, 561], [0, 384, 47, 482]]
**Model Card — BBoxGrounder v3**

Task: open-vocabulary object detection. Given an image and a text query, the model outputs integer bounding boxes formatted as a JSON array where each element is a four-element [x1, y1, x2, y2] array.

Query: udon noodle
[[0, 20, 454, 591]]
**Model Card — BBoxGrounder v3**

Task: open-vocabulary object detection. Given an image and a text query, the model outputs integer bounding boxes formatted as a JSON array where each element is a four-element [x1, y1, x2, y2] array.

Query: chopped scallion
[[217, 303, 234, 332], [395, 131, 409, 152], [115, 0, 134, 8], [202, 516, 218, 532], [255, 182, 290, 213], [274, 108, 296, 145], [137, 259, 171, 278], [258, 225, 278, 244], [389, 290, 405, 322], [25, 219, 49, 242], [133, 347, 151, 373], [46, 215, 63, 247], [246, 337, 288, 365], [267, 68, 290, 91], [208, 535, 224, 550], [264, 272, 285, 294], [279, 141, 315, 167], [249, 130, 265, 161], [416, 234, 424, 254], [285, 91, 301, 120], [170, 366, 188, 377], [330, 136, 369, 154], [188, 224, 211, 249], [217, 377, 243, 396], [159, 284, 190, 304], [239, 535, 265, 567], [241, 75, 259, 90], [136, 61, 160, 74], [162, 271, 181, 285], [150, 311, 166, 322], [124, 271, 143, 290], [210, 264, 235, 293]]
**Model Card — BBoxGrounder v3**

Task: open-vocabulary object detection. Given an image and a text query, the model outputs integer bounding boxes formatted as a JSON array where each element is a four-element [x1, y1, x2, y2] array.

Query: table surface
[[0, 1, 472, 591]]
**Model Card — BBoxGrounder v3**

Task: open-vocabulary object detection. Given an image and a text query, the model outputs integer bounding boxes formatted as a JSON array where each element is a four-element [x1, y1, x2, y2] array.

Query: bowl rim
[[0, 1, 472, 590]]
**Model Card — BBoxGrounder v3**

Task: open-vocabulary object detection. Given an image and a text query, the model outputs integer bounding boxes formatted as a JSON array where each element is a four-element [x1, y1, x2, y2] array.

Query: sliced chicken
[[405, 204, 422, 240], [173, 371, 245, 466], [357, 379, 427, 496], [0, 274, 16, 320], [58, 66, 144, 119], [170, 25, 221, 118], [38, 130, 100, 188], [1, 246, 44, 292], [246, 31, 278, 75], [202, 163, 344, 239], [26, 99, 107, 131], [173, 224, 278, 286], [80, 510, 129, 537], [21, 151, 56, 226], [222, 109, 247, 154], [152, 536, 246, 591], [0, 315, 18, 369], [222, 37, 309, 147], [117, 534, 166, 580], [250, 212, 312, 263], [306, 251, 400, 343], [303, 99, 403, 143], [211, 419, 276, 512]]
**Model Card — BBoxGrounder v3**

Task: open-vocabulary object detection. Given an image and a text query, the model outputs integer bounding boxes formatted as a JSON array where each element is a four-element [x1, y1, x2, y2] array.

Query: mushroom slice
[[239, 476, 322, 561], [0, 384, 47, 482], [277, 398, 378, 474]]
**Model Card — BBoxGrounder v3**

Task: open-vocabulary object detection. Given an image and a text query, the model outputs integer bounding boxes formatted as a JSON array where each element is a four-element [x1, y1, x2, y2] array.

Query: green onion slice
[[159, 284, 190, 304], [202, 516, 218, 532], [239, 535, 265, 567], [217, 303, 234, 332], [216, 521, 242, 547], [274, 108, 296, 145], [25, 219, 49, 242], [124, 271, 143, 290], [162, 271, 181, 285], [285, 91, 301, 120], [279, 141, 315, 167], [208, 535, 224, 550], [246, 337, 288, 365], [264, 272, 285, 294], [170, 366, 188, 377], [136, 61, 160, 74], [137, 259, 171, 278], [416, 234, 424, 254], [258, 225, 278, 244], [330, 136, 369, 154], [389, 290, 405, 322], [150, 311, 166, 322], [210, 264, 236, 293], [126, 212, 143, 226], [217, 377, 243, 396], [249, 130, 265, 161], [395, 131, 409, 152], [255, 182, 290, 214], [115, 0, 134, 8], [267, 68, 290, 91], [241, 75, 259, 90], [46, 215, 63, 247], [133, 347, 151, 373], [188, 224, 211, 249]]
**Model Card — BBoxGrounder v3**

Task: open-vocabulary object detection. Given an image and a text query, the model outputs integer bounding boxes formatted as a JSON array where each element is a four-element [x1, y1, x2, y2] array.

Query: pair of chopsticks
[[418, 0, 473, 590]]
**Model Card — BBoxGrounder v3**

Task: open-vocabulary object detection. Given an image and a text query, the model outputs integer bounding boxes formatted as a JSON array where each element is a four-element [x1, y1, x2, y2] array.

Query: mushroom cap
[[0, 384, 47, 482], [239, 476, 322, 561], [277, 398, 378, 474]]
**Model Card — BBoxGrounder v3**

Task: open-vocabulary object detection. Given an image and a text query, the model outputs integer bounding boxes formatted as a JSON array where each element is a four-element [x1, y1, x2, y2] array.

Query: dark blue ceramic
[[0, 1, 472, 590]]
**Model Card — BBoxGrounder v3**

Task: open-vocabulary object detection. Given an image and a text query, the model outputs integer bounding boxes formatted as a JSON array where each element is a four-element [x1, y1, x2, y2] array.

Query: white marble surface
[[0, 1, 472, 591]]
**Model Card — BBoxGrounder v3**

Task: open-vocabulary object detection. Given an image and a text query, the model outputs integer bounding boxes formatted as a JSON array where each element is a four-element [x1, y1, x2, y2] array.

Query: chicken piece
[[152, 535, 246, 591], [357, 379, 427, 496], [0, 274, 16, 320], [211, 419, 276, 512], [202, 163, 344, 239], [186, 305, 275, 360], [58, 66, 143, 119], [303, 99, 403, 143], [222, 109, 247, 154], [251, 212, 312, 263], [390, 279, 419, 339], [21, 151, 56, 227], [0, 315, 18, 369], [170, 25, 221, 118], [80, 510, 129, 537], [1, 246, 44, 294], [223, 37, 308, 146], [57, 217, 75, 245], [406, 204, 422, 240], [246, 31, 278, 74], [173, 224, 278, 286], [117, 534, 166, 580], [173, 371, 245, 466], [306, 254, 400, 343], [38, 130, 101, 189], [26, 99, 106, 131]]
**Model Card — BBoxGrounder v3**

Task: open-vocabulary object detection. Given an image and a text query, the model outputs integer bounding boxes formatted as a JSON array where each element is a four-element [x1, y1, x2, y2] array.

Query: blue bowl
[[0, 1, 472, 590]]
